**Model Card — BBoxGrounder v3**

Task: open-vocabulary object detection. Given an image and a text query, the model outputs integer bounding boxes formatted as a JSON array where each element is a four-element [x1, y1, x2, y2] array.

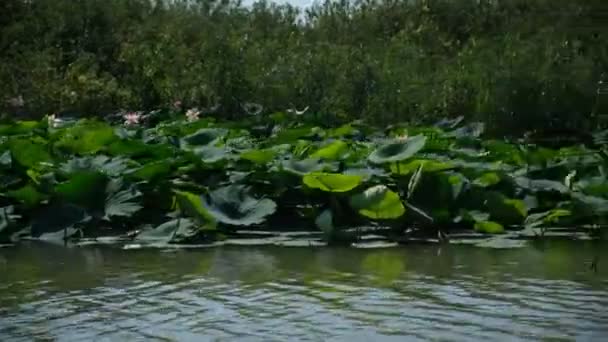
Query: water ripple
[[1, 243, 608, 341]]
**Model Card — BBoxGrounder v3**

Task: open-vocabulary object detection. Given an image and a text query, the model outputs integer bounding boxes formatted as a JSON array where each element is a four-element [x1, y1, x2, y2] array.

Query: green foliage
[[1, 0, 606, 136], [0, 108, 607, 245]]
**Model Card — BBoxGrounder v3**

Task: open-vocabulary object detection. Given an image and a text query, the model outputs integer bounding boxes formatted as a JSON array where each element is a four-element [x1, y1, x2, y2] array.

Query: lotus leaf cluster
[[0, 112, 607, 245]]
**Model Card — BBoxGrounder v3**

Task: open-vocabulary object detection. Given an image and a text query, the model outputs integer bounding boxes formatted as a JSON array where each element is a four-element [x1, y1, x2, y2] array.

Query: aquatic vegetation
[[0, 113, 606, 246]]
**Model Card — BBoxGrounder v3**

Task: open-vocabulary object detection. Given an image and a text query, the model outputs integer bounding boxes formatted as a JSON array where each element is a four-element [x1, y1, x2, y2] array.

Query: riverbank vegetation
[[0, 112, 607, 246], [1, 0, 607, 136]]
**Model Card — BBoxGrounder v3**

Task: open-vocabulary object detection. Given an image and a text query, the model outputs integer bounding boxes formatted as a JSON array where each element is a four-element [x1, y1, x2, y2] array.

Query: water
[[1, 240, 607, 341]]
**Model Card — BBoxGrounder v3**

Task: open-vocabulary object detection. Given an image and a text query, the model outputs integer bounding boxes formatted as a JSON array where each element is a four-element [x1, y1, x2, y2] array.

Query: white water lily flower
[[185, 108, 201, 122], [396, 134, 409, 141], [47, 114, 59, 128], [364, 185, 388, 198], [123, 112, 141, 126]]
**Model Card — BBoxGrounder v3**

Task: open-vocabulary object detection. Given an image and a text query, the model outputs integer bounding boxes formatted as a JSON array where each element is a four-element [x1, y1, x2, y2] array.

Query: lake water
[[1, 240, 607, 341]]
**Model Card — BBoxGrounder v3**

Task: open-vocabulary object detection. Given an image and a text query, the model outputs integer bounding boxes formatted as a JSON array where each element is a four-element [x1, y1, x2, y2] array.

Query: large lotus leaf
[[474, 221, 505, 234], [454, 209, 490, 223], [193, 146, 231, 163], [106, 139, 174, 160], [452, 159, 514, 172], [9, 138, 52, 169], [571, 192, 608, 215], [174, 190, 216, 228], [103, 178, 143, 220], [513, 177, 570, 194], [201, 185, 277, 226], [368, 135, 426, 164], [6, 184, 48, 208], [343, 167, 389, 181], [446, 122, 485, 139], [310, 140, 348, 160], [281, 158, 335, 176], [524, 209, 572, 229], [31, 203, 90, 238], [0, 121, 41, 136], [55, 171, 108, 208], [303, 172, 363, 193], [60, 155, 133, 177], [131, 160, 173, 181], [55, 120, 117, 154], [180, 128, 227, 148], [484, 192, 527, 224], [350, 185, 405, 219], [135, 218, 198, 244], [575, 176, 608, 197], [472, 172, 502, 188], [240, 148, 277, 164], [329, 124, 358, 137], [390, 159, 453, 175]]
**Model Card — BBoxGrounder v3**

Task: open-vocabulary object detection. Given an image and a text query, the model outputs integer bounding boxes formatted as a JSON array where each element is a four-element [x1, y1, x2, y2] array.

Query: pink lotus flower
[[123, 112, 141, 126], [185, 108, 201, 122]]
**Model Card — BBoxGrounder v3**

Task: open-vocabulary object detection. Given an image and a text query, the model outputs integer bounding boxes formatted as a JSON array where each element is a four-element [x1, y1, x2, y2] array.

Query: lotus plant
[[185, 108, 201, 122], [123, 111, 142, 126], [47, 113, 61, 128]]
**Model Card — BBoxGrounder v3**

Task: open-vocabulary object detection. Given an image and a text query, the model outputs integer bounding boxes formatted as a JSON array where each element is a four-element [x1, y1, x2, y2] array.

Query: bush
[[0, 0, 606, 136]]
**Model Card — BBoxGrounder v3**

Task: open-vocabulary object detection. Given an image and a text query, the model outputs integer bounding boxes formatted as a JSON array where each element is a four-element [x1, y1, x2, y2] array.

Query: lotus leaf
[[303, 172, 363, 192], [368, 135, 426, 164], [131, 160, 173, 181], [181, 128, 227, 148], [103, 178, 143, 219], [60, 155, 133, 177], [174, 190, 216, 228], [55, 121, 117, 154], [473, 172, 502, 187], [7, 184, 48, 208], [350, 185, 405, 219], [281, 158, 334, 176], [240, 148, 277, 164], [201, 185, 277, 226], [55, 171, 108, 208], [310, 140, 348, 160], [136, 218, 198, 244], [474, 221, 505, 234], [9, 138, 52, 169], [390, 159, 453, 175]]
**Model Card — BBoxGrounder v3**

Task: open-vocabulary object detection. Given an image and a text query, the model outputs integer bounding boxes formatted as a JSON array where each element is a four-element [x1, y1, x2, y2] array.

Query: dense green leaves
[[0, 108, 607, 245]]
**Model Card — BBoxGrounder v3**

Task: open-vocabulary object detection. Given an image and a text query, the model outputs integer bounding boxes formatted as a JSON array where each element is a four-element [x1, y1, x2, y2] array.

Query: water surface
[[1, 240, 607, 341]]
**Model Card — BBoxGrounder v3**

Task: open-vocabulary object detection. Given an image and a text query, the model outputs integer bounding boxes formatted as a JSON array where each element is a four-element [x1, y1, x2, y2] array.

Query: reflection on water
[[1, 240, 607, 341]]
